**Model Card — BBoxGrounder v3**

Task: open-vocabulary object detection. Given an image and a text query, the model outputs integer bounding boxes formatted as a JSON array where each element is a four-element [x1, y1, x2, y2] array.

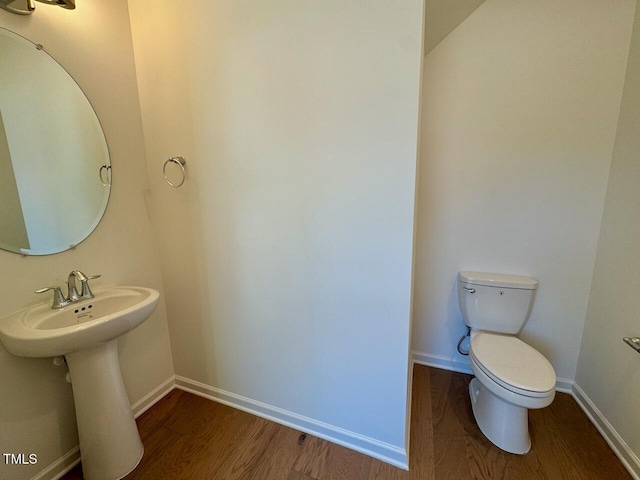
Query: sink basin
[[0, 286, 160, 480], [0, 286, 159, 357]]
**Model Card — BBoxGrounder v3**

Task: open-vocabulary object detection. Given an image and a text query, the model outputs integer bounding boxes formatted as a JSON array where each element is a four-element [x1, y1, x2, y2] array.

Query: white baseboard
[[572, 383, 640, 480], [554, 377, 573, 394], [412, 351, 473, 375], [131, 376, 176, 418], [411, 351, 574, 393], [32, 377, 176, 480], [174, 375, 408, 470], [31, 447, 80, 480]]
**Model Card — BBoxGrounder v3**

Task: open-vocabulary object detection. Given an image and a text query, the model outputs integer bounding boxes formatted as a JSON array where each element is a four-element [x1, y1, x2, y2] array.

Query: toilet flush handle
[[463, 287, 476, 294]]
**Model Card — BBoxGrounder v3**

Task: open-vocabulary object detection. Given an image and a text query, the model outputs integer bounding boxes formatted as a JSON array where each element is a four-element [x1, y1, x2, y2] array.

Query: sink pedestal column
[[65, 339, 143, 480]]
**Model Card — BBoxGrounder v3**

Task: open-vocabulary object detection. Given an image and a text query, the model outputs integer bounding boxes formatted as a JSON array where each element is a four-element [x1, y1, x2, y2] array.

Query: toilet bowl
[[468, 331, 555, 454], [457, 272, 556, 454]]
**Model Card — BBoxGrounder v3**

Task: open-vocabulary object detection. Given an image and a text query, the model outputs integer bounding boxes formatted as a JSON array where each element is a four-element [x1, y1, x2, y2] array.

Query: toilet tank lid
[[459, 272, 538, 290]]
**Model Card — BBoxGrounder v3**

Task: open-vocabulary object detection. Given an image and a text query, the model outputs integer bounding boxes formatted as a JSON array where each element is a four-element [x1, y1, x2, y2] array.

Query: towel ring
[[163, 156, 186, 187], [99, 164, 112, 187]]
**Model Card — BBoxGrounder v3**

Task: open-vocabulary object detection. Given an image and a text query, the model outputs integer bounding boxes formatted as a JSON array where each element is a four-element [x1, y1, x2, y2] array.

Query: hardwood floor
[[62, 366, 632, 479]]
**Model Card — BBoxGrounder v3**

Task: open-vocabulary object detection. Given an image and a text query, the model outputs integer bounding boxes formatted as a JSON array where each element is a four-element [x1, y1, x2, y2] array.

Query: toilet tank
[[458, 272, 538, 334]]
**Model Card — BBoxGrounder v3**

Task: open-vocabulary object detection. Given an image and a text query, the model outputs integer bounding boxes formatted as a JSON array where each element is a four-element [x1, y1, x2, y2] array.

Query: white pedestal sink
[[0, 286, 160, 480]]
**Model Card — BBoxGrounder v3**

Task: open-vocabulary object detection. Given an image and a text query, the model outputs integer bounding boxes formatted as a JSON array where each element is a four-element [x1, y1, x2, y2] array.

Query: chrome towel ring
[[99, 164, 112, 187], [163, 156, 186, 187]]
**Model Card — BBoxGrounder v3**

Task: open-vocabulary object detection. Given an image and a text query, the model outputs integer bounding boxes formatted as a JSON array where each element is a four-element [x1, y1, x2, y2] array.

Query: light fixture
[[35, 0, 74, 9], [0, 0, 74, 15]]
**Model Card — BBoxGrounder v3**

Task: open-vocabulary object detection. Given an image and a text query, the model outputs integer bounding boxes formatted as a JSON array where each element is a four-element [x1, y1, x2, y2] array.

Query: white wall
[[575, 3, 640, 475], [128, 0, 423, 463], [412, 0, 636, 383], [0, 3, 174, 479]]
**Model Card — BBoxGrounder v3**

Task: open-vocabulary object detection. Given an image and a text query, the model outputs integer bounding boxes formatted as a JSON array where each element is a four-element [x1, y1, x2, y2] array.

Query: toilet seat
[[470, 332, 556, 397]]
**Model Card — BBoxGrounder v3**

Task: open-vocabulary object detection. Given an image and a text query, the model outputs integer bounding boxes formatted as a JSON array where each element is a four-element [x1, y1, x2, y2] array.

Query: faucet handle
[[80, 274, 101, 299], [36, 286, 71, 309]]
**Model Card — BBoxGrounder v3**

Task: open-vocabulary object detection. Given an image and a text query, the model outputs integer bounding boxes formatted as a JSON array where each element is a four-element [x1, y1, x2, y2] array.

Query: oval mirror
[[0, 28, 111, 255]]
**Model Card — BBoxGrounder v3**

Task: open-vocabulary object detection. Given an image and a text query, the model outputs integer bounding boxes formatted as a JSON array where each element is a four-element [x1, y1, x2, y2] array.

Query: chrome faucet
[[67, 270, 85, 302], [67, 270, 101, 301], [34, 286, 70, 309], [36, 270, 101, 309]]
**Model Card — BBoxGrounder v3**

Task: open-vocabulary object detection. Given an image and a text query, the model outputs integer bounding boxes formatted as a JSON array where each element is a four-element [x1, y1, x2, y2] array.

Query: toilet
[[458, 271, 556, 454]]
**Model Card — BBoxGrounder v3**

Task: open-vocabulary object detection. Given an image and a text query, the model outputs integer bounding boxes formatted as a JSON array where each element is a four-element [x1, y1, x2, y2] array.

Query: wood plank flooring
[[62, 366, 632, 479]]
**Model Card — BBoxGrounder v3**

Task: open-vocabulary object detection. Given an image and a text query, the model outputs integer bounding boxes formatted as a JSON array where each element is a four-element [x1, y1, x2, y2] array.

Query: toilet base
[[469, 378, 531, 454]]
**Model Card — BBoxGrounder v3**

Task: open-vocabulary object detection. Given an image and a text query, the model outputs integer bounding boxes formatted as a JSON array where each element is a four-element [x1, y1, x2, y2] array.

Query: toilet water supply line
[[457, 326, 471, 356]]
